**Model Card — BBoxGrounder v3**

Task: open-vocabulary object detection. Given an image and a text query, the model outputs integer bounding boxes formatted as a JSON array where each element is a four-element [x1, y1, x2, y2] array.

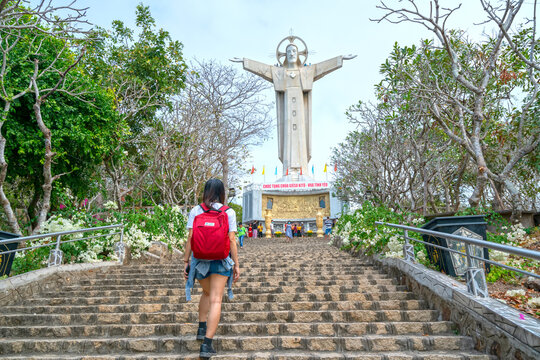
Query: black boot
[[196, 327, 206, 341], [200, 337, 216, 358], [196, 322, 206, 341]]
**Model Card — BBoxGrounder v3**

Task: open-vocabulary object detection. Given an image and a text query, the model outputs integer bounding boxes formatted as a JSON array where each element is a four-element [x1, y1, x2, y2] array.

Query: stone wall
[[0, 262, 118, 306], [334, 239, 540, 360]]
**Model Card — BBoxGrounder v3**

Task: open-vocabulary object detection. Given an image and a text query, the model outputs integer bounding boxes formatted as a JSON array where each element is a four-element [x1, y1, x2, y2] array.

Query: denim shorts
[[195, 259, 232, 280]]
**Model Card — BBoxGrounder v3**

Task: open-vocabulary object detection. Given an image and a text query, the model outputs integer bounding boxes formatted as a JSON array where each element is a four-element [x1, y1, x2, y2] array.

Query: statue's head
[[276, 35, 308, 67], [285, 43, 300, 67]]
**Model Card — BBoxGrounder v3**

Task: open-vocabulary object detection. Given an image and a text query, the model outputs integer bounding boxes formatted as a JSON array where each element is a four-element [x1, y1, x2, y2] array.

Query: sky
[[75, 0, 534, 191]]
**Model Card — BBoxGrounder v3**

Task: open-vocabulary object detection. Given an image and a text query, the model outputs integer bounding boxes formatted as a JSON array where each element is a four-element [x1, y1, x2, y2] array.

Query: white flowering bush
[[123, 225, 152, 259], [9, 203, 187, 276], [503, 224, 527, 245], [104, 201, 118, 210], [40, 215, 85, 237], [332, 202, 428, 263], [384, 235, 404, 259]]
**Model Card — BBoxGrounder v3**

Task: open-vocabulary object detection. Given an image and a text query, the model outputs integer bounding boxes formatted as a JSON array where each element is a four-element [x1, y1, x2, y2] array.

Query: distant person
[[248, 224, 253, 238], [292, 224, 298, 238], [324, 217, 333, 237], [237, 223, 246, 249], [270, 220, 274, 236], [285, 221, 293, 241], [252, 222, 258, 238], [298, 222, 304, 239], [257, 223, 263, 238]]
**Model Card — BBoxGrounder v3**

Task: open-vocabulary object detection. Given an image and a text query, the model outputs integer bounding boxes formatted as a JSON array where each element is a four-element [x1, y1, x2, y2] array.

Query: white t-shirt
[[187, 203, 237, 232]]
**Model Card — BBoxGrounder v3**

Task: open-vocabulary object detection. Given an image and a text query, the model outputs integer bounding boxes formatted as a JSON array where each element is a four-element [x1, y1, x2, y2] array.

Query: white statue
[[231, 36, 355, 181]]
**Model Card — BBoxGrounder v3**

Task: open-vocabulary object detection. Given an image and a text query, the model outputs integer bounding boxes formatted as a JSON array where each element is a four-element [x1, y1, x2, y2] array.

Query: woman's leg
[[205, 274, 229, 338], [197, 277, 211, 322]]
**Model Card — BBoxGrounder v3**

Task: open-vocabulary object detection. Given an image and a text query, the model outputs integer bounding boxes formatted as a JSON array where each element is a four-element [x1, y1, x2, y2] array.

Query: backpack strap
[[199, 203, 213, 213], [200, 203, 226, 213]]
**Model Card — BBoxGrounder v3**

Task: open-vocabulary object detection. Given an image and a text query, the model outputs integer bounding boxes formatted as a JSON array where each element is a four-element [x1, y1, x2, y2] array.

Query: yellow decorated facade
[[262, 193, 330, 220]]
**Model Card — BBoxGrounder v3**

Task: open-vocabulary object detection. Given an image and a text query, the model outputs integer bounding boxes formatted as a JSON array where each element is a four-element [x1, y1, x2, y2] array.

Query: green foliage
[[334, 202, 427, 260], [8, 204, 188, 277], [86, 4, 187, 127], [486, 266, 520, 284], [228, 203, 243, 224]]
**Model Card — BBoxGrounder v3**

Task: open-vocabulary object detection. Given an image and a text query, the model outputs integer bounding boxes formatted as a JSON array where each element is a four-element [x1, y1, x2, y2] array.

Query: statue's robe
[[242, 57, 344, 177]]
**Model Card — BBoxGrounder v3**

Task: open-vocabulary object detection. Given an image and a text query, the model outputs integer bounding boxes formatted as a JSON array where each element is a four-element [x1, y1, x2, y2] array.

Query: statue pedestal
[[265, 209, 272, 239], [316, 210, 324, 238]]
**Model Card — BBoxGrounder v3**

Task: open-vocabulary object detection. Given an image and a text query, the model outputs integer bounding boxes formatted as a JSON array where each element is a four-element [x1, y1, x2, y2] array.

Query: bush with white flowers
[[8, 202, 188, 277], [332, 202, 428, 262]]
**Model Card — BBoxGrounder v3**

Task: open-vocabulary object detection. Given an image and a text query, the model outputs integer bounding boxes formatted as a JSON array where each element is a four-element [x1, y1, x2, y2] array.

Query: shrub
[[331, 202, 429, 265], [8, 203, 187, 277]]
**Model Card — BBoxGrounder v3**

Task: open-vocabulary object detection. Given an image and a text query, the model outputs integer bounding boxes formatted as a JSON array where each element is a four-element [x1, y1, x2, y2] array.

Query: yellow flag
[[262, 166, 265, 175], [323, 163, 327, 173]]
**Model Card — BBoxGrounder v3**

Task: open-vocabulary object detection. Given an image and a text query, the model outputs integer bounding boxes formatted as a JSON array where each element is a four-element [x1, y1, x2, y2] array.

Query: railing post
[[402, 230, 415, 262], [114, 226, 126, 264], [464, 243, 488, 297], [48, 235, 63, 267]]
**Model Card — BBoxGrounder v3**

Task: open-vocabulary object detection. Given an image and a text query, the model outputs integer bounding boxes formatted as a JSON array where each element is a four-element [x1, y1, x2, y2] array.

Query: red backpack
[[191, 203, 231, 260]]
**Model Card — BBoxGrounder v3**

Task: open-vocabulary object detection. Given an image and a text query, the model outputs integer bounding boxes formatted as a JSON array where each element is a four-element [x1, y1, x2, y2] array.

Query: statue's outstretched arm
[[230, 57, 273, 82], [313, 55, 356, 81], [313, 56, 343, 81]]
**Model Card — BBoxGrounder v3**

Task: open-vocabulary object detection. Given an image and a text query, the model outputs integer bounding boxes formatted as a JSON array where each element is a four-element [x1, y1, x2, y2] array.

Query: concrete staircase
[[0, 238, 494, 359]]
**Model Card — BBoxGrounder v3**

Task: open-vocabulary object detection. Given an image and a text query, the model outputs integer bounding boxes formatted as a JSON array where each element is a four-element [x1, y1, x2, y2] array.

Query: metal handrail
[[0, 224, 126, 270], [375, 222, 540, 261], [374, 221, 540, 297], [0, 224, 123, 245]]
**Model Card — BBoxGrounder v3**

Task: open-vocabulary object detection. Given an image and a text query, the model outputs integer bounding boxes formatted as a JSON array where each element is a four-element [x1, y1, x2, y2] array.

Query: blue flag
[[275, 166, 277, 175], [312, 165, 314, 175]]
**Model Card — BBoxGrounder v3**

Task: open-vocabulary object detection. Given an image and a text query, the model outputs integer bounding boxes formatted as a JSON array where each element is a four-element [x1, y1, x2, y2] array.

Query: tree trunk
[[33, 100, 55, 234], [0, 102, 21, 235], [221, 158, 229, 204], [468, 106, 488, 208], [27, 182, 41, 231], [453, 155, 468, 211], [490, 179, 505, 211]]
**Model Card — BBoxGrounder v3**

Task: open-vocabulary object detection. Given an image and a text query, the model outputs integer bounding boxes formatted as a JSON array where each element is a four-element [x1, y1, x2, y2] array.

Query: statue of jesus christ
[[231, 36, 355, 181]]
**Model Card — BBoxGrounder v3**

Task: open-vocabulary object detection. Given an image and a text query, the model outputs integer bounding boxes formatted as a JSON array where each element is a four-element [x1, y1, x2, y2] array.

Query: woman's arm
[[183, 229, 193, 279], [229, 231, 240, 282]]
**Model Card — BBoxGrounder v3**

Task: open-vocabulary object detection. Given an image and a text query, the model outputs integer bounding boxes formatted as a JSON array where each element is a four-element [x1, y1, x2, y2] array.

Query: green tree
[[0, 1, 109, 234], [85, 4, 188, 209]]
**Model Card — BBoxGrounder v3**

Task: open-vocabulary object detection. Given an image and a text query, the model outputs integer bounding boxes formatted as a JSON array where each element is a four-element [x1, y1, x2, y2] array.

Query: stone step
[[3, 299, 428, 315], [102, 264, 378, 273], [82, 273, 393, 283], [44, 284, 408, 296], [0, 320, 455, 338], [0, 351, 494, 359], [0, 334, 477, 354], [56, 281, 398, 292], [27, 290, 417, 306], [73, 278, 397, 288], [0, 309, 441, 326]]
